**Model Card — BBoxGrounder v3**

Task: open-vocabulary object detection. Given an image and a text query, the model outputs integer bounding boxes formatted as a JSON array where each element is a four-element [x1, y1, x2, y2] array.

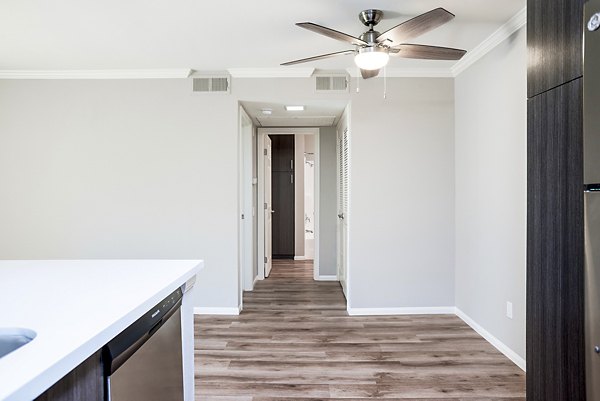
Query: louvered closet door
[[337, 128, 349, 297]]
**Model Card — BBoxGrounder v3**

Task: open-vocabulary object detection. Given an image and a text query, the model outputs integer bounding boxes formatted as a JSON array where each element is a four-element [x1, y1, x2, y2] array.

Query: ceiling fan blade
[[376, 8, 455, 45], [360, 69, 380, 79], [296, 22, 367, 46], [281, 50, 355, 66], [390, 44, 466, 60]]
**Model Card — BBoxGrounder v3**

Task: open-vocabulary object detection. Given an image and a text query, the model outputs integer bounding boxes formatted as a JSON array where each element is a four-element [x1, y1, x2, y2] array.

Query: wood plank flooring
[[195, 260, 525, 400]]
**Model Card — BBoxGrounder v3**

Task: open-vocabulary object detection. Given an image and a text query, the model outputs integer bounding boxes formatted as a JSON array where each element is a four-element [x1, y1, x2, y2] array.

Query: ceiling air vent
[[192, 76, 230, 94], [315, 75, 348, 93]]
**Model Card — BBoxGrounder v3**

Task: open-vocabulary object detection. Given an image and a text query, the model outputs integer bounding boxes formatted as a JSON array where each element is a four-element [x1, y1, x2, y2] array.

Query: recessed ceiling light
[[261, 109, 272, 115], [285, 105, 305, 111]]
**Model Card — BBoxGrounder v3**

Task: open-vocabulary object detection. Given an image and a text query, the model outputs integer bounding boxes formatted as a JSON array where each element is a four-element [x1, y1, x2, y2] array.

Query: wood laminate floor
[[195, 260, 525, 400]]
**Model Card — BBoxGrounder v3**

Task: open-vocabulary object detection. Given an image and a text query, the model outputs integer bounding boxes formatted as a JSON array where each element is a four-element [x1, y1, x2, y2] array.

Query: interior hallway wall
[[454, 27, 527, 362], [349, 78, 455, 309], [318, 126, 337, 276], [0, 79, 239, 309], [0, 75, 457, 310], [0, 77, 353, 310], [294, 134, 305, 258]]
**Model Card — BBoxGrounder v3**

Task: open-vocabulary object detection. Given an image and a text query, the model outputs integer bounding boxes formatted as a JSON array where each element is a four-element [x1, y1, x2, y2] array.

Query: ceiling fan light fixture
[[354, 47, 389, 70]]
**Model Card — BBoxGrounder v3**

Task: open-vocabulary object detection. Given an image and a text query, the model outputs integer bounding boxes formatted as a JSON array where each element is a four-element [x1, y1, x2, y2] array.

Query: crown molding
[[0, 69, 192, 79], [227, 67, 315, 78], [451, 7, 526, 77], [346, 67, 454, 78]]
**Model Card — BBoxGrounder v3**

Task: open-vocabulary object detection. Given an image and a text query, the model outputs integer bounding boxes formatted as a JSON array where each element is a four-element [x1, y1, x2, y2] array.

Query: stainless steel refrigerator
[[585, 1, 600, 399]]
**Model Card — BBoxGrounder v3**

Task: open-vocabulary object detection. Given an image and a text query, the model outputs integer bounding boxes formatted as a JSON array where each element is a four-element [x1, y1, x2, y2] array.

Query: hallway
[[195, 260, 525, 400]]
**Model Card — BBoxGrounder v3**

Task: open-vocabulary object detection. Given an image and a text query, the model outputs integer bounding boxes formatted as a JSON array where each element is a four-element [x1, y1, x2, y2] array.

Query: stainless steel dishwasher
[[103, 287, 184, 401]]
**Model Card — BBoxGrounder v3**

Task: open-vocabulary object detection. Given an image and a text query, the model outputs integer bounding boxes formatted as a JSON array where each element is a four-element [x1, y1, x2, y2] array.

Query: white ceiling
[[1, 0, 525, 127], [0, 0, 525, 71]]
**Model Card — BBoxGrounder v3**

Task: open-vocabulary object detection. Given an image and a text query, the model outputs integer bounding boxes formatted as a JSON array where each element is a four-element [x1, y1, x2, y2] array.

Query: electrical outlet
[[506, 301, 513, 319]]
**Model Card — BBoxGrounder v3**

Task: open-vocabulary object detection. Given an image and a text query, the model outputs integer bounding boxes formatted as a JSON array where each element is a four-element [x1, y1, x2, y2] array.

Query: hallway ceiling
[[0, 0, 525, 71], [242, 100, 348, 127]]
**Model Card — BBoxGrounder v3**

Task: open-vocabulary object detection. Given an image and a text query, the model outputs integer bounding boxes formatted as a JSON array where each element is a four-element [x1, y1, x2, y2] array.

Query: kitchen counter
[[0, 259, 203, 401]]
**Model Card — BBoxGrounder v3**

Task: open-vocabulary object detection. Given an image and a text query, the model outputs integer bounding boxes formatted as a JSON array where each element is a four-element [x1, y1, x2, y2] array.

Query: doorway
[[258, 128, 320, 280], [237, 102, 348, 312]]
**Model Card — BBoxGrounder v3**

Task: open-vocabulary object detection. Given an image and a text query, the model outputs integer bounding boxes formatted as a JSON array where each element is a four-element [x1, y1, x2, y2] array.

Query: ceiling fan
[[282, 8, 466, 79]]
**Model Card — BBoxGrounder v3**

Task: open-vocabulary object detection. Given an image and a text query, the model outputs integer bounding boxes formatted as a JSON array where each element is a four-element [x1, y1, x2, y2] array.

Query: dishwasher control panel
[[147, 287, 182, 323], [160, 288, 183, 312]]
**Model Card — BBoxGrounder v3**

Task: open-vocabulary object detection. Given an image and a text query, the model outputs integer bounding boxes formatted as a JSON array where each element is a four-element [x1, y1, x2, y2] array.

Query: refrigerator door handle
[[584, 190, 600, 401], [585, 183, 600, 192]]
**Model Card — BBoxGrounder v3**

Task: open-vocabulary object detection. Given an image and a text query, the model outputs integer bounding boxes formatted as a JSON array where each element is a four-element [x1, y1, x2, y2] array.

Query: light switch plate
[[506, 301, 513, 319]]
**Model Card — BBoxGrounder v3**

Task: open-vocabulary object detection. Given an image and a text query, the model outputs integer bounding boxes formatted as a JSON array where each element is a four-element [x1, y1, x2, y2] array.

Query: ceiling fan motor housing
[[359, 9, 384, 27], [359, 31, 380, 45]]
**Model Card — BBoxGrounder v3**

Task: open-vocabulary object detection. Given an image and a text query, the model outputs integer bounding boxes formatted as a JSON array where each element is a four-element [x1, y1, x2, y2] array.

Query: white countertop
[[0, 259, 202, 401]]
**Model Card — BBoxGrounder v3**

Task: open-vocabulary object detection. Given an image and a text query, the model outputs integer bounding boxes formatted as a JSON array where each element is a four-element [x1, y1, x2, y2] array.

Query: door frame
[[263, 134, 273, 278], [238, 106, 255, 309], [257, 127, 321, 280]]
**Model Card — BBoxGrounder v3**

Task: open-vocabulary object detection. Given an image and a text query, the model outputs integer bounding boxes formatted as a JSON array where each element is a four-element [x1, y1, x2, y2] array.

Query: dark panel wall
[[527, 0, 584, 97], [527, 0, 585, 400], [527, 79, 584, 401]]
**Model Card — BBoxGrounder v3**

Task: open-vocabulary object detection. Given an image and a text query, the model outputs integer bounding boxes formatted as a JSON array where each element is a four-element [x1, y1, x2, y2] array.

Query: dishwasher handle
[[103, 288, 183, 376]]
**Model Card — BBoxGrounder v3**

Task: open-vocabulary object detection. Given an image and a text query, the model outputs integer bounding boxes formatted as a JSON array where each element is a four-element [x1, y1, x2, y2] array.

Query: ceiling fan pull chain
[[383, 66, 387, 99], [356, 66, 360, 93]]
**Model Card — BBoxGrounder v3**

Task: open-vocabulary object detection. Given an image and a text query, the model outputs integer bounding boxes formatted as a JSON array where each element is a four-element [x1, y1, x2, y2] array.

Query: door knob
[[271, 210, 275, 213], [589, 13, 600, 31]]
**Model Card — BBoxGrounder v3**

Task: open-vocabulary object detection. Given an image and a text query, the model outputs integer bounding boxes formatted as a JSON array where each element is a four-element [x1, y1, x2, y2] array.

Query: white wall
[[454, 27, 527, 360], [0, 79, 239, 309], [294, 134, 305, 258], [0, 78, 350, 310], [0, 66, 525, 328], [318, 126, 337, 276], [240, 106, 254, 292], [349, 78, 456, 309]]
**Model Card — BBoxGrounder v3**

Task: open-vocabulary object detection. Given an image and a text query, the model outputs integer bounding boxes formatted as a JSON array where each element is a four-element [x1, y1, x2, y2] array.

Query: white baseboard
[[316, 275, 338, 281], [193, 307, 240, 315], [253, 275, 260, 287], [294, 256, 306, 260], [455, 307, 526, 371], [347, 306, 455, 316]]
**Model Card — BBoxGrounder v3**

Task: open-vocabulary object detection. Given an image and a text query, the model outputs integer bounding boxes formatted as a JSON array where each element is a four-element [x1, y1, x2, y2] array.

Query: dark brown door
[[270, 135, 295, 259]]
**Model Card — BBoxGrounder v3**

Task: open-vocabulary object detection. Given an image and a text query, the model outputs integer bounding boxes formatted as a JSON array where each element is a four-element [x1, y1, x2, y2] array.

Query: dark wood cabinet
[[526, 78, 585, 401], [272, 170, 295, 258], [269, 135, 295, 258], [527, 0, 584, 97], [527, 0, 586, 399], [271, 135, 295, 173], [35, 350, 104, 401]]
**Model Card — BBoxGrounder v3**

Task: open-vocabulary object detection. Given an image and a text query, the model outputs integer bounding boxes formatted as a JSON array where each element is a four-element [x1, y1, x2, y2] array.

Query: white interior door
[[337, 128, 349, 297], [264, 135, 273, 277]]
